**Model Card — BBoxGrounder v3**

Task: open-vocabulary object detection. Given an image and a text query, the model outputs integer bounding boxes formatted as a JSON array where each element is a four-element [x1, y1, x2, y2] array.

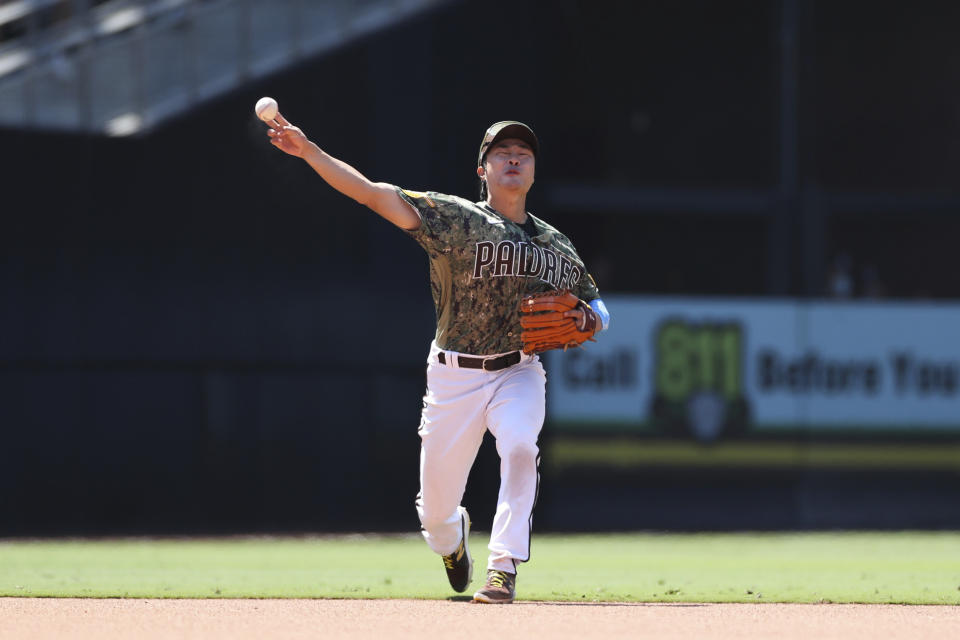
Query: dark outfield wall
[[2, 0, 958, 535], [0, 28, 436, 535]]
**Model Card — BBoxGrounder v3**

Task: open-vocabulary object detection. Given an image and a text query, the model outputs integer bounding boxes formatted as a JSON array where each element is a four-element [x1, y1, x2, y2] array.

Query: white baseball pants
[[416, 340, 545, 574]]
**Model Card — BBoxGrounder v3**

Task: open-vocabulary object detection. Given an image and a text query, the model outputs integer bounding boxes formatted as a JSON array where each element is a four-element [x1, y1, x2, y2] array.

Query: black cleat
[[473, 569, 516, 604], [441, 507, 473, 593]]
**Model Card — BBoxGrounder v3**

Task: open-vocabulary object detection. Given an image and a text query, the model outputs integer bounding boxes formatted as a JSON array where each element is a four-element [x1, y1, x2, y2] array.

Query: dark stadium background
[[2, 0, 958, 536]]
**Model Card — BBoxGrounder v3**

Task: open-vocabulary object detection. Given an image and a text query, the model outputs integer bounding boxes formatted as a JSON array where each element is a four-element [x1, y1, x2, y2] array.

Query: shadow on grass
[[516, 602, 708, 607]]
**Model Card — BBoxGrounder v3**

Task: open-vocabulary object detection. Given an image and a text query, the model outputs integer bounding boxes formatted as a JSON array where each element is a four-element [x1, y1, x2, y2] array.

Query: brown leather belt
[[437, 351, 522, 371]]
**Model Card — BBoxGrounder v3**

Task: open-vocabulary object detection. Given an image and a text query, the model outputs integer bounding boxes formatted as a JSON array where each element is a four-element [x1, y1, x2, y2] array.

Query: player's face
[[479, 138, 535, 197]]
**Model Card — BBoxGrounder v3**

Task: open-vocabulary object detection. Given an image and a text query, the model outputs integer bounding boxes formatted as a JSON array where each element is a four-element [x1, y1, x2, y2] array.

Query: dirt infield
[[2, 599, 958, 640]]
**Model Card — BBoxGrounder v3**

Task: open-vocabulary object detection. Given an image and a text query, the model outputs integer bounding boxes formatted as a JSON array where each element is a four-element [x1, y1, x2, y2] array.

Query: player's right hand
[[267, 113, 310, 158]]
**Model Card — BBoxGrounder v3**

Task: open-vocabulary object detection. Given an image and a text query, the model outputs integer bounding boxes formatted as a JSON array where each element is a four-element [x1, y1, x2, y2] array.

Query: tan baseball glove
[[518, 290, 599, 354]]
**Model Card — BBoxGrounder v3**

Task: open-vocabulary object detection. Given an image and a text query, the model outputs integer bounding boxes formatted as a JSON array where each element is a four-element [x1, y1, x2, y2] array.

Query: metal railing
[[0, 0, 446, 135]]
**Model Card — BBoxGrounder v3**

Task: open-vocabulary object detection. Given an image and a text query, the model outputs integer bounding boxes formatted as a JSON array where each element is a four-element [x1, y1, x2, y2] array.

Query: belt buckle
[[481, 356, 494, 371]]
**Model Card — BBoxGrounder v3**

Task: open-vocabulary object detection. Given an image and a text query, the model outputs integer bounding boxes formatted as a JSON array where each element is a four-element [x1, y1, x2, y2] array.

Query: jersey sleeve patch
[[400, 190, 436, 208]]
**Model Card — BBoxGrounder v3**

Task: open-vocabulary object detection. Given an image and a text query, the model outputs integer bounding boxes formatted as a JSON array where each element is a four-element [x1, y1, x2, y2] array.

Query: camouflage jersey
[[396, 188, 600, 355]]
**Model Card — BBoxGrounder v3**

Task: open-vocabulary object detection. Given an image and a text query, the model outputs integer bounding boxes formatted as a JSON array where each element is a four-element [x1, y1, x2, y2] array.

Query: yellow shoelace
[[442, 542, 463, 570], [487, 571, 510, 588]]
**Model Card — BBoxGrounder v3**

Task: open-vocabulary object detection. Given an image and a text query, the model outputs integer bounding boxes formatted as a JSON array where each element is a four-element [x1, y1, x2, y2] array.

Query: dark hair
[[478, 152, 488, 200]]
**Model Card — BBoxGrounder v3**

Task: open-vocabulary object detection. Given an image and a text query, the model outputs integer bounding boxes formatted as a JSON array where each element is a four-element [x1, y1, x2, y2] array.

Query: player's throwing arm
[[258, 98, 420, 230]]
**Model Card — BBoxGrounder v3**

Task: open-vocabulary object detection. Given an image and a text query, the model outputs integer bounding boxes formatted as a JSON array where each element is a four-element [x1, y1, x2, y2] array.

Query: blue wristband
[[589, 299, 610, 332]]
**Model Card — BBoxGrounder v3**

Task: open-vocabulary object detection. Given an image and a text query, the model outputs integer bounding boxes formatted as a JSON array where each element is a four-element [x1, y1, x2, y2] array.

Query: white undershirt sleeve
[[589, 299, 611, 332]]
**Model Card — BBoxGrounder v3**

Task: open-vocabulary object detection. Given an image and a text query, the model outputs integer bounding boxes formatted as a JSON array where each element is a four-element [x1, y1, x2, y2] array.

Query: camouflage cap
[[477, 121, 540, 167]]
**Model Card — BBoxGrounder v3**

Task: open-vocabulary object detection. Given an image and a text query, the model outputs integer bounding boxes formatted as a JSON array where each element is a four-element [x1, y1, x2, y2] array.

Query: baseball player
[[265, 116, 610, 603]]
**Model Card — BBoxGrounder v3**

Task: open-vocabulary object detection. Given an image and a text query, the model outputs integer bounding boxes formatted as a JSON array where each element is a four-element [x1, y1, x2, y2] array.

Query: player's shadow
[[446, 597, 705, 606]]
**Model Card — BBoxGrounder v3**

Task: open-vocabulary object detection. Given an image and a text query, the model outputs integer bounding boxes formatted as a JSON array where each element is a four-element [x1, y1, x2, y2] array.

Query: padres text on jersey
[[472, 240, 585, 290]]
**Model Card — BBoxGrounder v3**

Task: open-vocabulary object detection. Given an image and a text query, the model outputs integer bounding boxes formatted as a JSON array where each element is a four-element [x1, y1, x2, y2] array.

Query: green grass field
[[1, 532, 958, 604]]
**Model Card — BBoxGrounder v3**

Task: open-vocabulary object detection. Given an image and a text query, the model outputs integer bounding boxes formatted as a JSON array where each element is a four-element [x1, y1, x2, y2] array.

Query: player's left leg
[[483, 357, 546, 576]]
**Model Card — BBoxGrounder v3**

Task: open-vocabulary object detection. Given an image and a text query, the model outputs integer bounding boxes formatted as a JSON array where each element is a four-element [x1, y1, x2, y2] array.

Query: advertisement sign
[[546, 296, 960, 440]]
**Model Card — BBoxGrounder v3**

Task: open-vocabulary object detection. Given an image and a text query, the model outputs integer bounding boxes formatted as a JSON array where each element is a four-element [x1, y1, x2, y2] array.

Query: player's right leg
[[416, 342, 488, 591]]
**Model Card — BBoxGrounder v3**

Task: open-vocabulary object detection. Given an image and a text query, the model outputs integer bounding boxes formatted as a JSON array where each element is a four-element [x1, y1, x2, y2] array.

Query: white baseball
[[255, 96, 278, 122]]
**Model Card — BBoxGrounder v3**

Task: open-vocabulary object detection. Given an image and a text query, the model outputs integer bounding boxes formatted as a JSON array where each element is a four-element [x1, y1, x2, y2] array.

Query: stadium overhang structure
[[0, 0, 449, 136]]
